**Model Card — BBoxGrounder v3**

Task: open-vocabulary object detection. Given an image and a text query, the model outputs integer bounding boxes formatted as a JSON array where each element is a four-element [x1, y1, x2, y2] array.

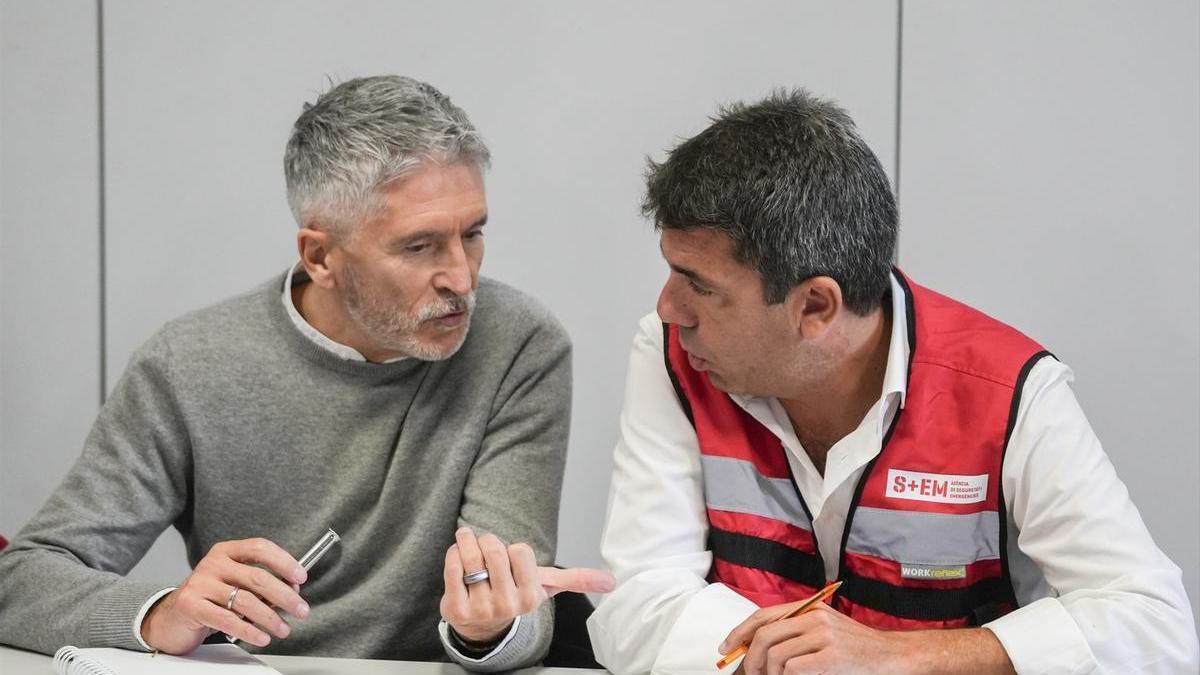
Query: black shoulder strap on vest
[[835, 277, 916, 583], [662, 323, 696, 428], [995, 349, 1056, 609]]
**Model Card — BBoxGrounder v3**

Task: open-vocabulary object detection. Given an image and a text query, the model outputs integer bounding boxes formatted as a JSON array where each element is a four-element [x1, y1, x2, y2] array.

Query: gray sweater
[[0, 273, 571, 669]]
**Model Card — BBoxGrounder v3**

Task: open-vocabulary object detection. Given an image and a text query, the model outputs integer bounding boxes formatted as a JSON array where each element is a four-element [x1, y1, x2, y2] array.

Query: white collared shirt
[[587, 274, 1198, 674]]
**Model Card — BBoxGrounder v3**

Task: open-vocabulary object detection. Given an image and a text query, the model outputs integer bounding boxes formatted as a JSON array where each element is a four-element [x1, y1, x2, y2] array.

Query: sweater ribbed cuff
[[441, 605, 548, 671], [88, 581, 176, 651], [442, 616, 522, 660]]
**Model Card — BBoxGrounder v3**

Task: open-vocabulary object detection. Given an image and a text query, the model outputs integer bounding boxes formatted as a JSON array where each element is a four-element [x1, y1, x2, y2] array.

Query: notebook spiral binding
[[53, 646, 117, 675]]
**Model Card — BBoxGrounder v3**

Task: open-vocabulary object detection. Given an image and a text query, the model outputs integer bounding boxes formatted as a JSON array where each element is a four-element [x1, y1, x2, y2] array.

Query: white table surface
[[0, 644, 603, 674]]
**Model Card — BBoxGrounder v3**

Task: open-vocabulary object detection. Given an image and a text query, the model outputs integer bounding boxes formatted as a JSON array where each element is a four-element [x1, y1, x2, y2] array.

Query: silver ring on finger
[[225, 587, 240, 611], [462, 568, 490, 586]]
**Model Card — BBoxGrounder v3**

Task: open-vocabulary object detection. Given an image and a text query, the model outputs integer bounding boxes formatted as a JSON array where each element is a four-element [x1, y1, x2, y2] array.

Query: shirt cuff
[[653, 583, 759, 674], [438, 615, 522, 664], [133, 587, 177, 651], [985, 597, 1099, 675]]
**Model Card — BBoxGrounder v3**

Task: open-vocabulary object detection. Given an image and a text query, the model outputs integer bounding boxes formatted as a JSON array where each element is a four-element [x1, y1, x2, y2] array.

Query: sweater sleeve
[[0, 332, 192, 654], [442, 309, 572, 671]]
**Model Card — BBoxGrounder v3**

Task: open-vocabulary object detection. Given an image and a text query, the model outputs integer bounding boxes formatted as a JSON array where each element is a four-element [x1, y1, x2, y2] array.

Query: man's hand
[[141, 538, 310, 654], [725, 602, 1016, 675], [440, 527, 615, 645]]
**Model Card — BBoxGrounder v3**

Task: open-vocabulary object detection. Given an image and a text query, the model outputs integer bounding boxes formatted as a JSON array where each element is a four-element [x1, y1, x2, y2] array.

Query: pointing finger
[[538, 566, 616, 596]]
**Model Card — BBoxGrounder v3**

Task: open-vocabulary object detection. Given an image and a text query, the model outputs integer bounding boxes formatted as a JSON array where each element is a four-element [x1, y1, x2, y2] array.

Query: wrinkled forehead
[[363, 162, 487, 232]]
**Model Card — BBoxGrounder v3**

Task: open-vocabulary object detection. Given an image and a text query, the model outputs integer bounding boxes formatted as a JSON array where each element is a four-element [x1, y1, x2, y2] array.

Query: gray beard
[[341, 265, 475, 361]]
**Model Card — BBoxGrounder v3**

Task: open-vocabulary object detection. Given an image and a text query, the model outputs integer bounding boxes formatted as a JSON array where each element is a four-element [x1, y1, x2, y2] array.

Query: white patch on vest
[[900, 563, 968, 580], [885, 469, 988, 504]]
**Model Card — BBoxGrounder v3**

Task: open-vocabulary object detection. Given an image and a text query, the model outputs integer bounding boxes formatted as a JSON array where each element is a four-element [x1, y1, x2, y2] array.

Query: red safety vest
[[664, 270, 1052, 629]]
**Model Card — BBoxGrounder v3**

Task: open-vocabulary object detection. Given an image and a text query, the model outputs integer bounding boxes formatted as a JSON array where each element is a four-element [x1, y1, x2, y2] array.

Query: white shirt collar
[[882, 271, 910, 409], [281, 263, 407, 364]]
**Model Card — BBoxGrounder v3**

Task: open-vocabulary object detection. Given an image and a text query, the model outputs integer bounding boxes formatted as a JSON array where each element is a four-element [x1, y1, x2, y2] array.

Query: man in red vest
[[586, 90, 1198, 674]]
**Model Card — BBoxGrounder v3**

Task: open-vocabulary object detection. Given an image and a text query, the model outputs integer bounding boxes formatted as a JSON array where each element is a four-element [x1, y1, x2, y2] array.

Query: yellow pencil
[[715, 580, 843, 669]]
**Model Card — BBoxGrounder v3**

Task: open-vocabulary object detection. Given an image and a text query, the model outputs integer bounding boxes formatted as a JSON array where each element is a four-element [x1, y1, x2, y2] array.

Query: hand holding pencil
[[714, 578, 1018, 674], [716, 581, 843, 669]]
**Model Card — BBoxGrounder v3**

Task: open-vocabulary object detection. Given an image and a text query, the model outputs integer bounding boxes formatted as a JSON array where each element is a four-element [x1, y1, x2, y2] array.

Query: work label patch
[[885, 469, 988, 504], [900, 563, 967, 580]]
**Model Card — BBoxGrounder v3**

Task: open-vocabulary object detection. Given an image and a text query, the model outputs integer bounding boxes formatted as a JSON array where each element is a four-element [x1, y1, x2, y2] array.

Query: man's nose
[[437, 241, 474, 296], [656, 274, 695, 328]]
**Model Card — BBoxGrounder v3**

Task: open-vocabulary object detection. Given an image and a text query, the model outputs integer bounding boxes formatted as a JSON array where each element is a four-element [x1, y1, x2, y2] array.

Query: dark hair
[[643, 88, 897, 314]]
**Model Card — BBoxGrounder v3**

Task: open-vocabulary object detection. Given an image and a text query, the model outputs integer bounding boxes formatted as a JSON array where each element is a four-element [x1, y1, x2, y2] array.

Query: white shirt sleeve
[[132, 587, 176, 651], [587, 314, 758, 674], [986, 358, 1199, 673]]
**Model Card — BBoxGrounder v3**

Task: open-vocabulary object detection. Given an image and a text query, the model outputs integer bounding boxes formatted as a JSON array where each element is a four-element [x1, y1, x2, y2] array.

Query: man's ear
[[784, 276, 843, 340], [297, 226, 340, 289]]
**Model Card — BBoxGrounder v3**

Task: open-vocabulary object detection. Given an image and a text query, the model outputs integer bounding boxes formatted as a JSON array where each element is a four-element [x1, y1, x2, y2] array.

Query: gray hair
[[643, 88, 897, 315], [284, 75, 490, 236]]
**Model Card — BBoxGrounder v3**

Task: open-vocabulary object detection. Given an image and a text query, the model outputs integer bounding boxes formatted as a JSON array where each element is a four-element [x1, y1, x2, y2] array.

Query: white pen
[[227, 527, 340, 644]]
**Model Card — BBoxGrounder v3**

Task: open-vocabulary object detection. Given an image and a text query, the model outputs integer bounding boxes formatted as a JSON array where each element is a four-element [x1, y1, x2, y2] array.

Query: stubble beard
[[342, 265, 476, 361]]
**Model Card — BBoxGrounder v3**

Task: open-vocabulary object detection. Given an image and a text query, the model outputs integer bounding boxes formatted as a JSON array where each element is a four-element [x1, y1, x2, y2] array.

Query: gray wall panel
[[899, 1, 1199, 622], [101, 0, 898, 579], [0, 2, 101, 544]]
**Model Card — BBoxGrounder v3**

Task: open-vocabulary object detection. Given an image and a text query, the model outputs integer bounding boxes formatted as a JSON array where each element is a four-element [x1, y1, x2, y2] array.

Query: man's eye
[[464, 229, 484, 240], [687, 278, 713, 296], [405, 243, 430, 254]]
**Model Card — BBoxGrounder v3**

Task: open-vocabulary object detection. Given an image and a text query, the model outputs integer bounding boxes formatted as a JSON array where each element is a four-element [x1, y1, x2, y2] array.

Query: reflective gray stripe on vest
[[701, 455, 812, 530], [846, 506, 1000, 566]]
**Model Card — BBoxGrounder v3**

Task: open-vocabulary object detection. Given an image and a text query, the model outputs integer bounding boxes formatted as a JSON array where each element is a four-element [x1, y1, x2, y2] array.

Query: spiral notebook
[[52, 643, 282, 674]]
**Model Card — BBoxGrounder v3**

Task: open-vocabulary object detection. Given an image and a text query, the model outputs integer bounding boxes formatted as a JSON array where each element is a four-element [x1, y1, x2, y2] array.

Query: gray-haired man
[[0, 75, 611, 670]]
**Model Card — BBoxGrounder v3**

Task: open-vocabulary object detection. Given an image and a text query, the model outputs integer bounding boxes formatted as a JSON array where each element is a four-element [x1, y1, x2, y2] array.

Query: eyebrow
[[668, 263, 715, 288], [392, 215, 488, 249]]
